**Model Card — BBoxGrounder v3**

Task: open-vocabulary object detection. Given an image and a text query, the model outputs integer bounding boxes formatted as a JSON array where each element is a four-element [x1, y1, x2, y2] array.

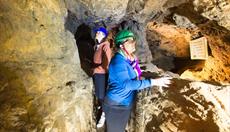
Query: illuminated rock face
[[0, 0, 94, 131], [66, 0, 230, 83], [146, 21, 230, 84], [0, 0, 229, 131], [132, 78, 230, 132], [145, 1, 230, 84]]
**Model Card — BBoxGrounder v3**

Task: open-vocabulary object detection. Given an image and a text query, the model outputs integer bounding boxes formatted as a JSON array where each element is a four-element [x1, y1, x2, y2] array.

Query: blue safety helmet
[[94, 27, 108, 37]]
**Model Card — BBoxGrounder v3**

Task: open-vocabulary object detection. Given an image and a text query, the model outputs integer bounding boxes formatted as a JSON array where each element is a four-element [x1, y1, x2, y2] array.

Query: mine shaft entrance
[[74, 24, 95, 76]]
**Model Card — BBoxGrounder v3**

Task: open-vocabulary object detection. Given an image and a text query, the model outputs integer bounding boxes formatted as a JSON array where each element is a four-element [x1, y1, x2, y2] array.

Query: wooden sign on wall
[[189, 37, 208, 60]]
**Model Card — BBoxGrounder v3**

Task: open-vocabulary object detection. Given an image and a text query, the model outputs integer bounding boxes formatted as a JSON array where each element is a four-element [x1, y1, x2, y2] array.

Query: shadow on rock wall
[[0, 64, 42, 131], [74, 24, 95, 76]]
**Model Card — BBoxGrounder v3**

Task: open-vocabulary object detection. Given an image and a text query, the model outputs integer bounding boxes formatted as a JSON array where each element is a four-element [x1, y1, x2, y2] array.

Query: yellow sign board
[[189, 37, 208, 60]]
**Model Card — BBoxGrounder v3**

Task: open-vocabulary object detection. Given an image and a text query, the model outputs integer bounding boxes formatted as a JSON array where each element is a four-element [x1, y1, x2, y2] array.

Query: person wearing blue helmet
[[94, 27, 108, 44], [92, 27, 112, 128], [103, 29, 172, 132]]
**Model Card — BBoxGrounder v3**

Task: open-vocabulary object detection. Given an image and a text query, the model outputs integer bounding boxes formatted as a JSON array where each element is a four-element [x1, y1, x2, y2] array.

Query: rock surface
[[0, 0, 229, 131], [133, 77, 230, 132], [127, 64, 230, 132], [193, 0, 230, 30], [0, 0, 94, 131]]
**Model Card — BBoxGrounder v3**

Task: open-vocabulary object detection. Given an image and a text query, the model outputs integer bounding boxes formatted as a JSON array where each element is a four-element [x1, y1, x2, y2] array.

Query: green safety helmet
[[114, 30, 135, 47]]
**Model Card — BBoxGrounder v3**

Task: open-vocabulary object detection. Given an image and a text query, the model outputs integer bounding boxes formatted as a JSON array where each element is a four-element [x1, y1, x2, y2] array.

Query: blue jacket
[[106, 52, 152, 106]]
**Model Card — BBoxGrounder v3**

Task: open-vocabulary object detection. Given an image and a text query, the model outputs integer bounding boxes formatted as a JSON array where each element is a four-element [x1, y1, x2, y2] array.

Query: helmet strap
[[120, 45, 134, 61]]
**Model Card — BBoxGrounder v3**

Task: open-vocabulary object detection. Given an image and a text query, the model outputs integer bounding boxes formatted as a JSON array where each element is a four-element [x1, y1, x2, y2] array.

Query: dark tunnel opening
[[74, 23, 110, 131], [74, 24, 95, 76], [171, 58, 205, 74]]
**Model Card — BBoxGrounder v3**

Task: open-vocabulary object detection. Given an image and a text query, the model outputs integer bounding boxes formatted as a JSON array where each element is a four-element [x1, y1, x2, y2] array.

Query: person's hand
[[150, 77, 172, 87], [94, 44, 100, 50]]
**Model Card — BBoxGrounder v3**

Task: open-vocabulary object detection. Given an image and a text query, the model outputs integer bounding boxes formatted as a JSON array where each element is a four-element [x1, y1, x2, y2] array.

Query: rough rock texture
[[0, 0, 230, 131], [145, 1, 230, 84], [147, 22, 230, 84], [64, 0, 190, 63], [132, 77, 230, 132], [193, 0, 230, 30], [171, 2, 230, 85], [181, 21, 230, 84], [146, 22, 191, 70], [125, 64, 230, 132], [65, 0, 129, 28], [64, 0, 230, 81], [0, 0, 94, 131], [63, 0, 230, 84]]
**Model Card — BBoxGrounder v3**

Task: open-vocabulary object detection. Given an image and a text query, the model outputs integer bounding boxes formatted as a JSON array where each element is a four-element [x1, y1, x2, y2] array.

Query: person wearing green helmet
[[103, 29, 172, 132], [114, 30, 135, 47]]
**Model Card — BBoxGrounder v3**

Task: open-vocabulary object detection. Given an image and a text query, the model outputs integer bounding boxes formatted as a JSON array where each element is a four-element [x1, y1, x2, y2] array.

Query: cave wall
[[193, 0, 230, 30], [0, 0, 230, 131], [0, 0, 94, 131], [64, 0, 189, 63], [145, 1, 230, 84], [64, 0, 230, 84], [132, 77, 230, 132], [174, 1, 230, 84]]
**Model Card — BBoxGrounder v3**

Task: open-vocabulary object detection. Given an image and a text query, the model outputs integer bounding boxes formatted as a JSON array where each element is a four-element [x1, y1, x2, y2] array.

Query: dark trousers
[[93, 73, 108, 102], [103, 98, 132, 132], [93, 73, 108, 124]]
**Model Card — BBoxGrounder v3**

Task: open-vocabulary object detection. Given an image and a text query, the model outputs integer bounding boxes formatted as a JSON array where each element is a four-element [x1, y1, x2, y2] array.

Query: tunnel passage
[[72, 17, 229, 85], [74, 24, 95, 76], [146, 21, 210, 75], [74, 22, 205, 77]]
